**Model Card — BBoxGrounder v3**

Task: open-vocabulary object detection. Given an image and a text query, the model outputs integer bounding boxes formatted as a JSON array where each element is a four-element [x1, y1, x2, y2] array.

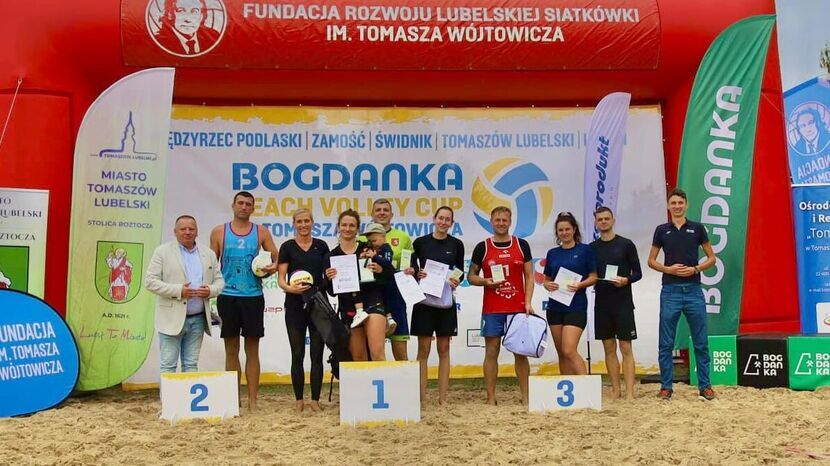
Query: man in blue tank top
[[210, 191, 279, 411]]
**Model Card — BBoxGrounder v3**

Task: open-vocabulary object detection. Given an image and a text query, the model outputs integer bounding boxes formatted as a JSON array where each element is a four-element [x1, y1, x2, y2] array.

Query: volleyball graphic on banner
[[471, 158, 554, 237]]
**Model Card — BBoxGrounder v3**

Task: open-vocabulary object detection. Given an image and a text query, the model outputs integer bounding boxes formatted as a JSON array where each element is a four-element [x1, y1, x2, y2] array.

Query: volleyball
[[251, 252, 272, 278], [289, 270, 314, 286]]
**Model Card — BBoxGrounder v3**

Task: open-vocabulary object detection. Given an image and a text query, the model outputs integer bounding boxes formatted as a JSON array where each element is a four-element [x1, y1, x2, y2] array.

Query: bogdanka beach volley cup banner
[[127, 105, 668, 386], [66, 68, 174, 391]]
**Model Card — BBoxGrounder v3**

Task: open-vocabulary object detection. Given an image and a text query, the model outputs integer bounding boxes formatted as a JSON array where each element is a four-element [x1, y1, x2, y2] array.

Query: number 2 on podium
[[556, 379, 574, 407], [372, 379, 389, 409], [190, 383, 209, 412]]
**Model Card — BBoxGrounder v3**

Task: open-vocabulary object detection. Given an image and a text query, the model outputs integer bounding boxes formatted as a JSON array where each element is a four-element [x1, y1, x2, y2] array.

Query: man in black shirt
[[648, 188, 717, 401], [590, 207, 641, 400]]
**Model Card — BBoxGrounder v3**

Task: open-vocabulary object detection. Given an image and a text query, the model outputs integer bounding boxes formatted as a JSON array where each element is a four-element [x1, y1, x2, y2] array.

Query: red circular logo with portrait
[[145, 0, 226, 58]]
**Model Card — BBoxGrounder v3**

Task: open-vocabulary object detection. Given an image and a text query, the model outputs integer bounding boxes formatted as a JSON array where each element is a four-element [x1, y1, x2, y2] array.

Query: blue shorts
[[480, 312, 522, 337], [389, 304, 410, 341]]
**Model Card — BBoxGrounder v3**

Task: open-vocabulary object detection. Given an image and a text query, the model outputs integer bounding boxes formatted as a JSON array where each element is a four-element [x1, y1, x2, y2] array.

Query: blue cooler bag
[[502, 313, 549, 358]]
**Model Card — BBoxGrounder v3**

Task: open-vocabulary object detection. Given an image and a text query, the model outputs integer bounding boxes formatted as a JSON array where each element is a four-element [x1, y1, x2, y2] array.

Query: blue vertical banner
[[783, 77, 830, 185], [776, 0, 830, 334], [792, 186, 830, 333]]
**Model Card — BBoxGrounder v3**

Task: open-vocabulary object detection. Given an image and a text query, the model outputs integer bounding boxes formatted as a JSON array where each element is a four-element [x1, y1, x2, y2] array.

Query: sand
[[2, 381, 829, 465]]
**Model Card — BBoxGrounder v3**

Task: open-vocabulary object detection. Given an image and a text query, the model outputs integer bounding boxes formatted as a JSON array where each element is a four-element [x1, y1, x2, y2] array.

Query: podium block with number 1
[[339, 361, 420, 426]]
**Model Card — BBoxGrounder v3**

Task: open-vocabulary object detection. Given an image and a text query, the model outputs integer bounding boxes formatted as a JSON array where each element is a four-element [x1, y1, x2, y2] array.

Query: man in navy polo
[[648, 188, 717, 401]]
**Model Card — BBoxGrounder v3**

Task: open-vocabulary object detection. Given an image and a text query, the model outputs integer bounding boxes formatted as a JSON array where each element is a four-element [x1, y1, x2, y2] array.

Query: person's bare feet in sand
[[294, 400, 304, 412], [308, 401, 322, 412]]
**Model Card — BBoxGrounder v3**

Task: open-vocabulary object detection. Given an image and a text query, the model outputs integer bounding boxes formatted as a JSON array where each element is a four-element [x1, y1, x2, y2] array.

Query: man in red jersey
[[468, 207, 535, 405]]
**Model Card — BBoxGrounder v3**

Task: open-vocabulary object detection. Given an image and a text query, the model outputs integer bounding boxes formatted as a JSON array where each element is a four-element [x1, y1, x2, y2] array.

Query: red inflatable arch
[[0, 0, 798, 332]]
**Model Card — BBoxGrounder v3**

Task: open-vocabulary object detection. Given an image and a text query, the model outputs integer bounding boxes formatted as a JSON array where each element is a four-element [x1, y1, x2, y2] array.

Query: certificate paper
[[603, 264, 619, 281], [399, 249, 413, 271], [448, 267, 464, 283], [550, 267, 582, 306], [359, 257, 376, 283], [420, 260, 450, 297], [330, 254, 360, 294], [394, 272, 426, 307], [490, 264, 505, 283]]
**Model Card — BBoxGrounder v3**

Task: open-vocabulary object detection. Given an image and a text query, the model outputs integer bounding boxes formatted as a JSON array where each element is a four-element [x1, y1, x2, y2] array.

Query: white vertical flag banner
[[66, 68, 175, 390], [583, 92, 631, 341], [0, 187, 49, 297]]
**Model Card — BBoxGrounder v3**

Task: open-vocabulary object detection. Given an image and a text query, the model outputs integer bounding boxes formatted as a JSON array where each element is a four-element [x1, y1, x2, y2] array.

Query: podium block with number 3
[[160, 371, 239, 424], [339, 361, 420, 426], [528, 375, 602, 412]]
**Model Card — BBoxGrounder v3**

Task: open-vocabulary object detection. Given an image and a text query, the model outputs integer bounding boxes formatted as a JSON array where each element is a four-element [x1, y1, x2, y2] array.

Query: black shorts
[[546, 310, 587, 329], [217, 294, 265, 338], [365, 303, 388, 316], [594, 307, 637, 341], [410, 303, 457, 337]]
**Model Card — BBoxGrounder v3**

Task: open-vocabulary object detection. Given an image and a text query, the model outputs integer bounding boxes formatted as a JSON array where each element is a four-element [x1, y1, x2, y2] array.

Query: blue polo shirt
[[651, 219, 709, 285]]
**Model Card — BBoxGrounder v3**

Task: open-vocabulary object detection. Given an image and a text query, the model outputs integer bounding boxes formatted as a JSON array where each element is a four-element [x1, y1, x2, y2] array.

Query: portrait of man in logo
[[146, 0, 226, 58], [788, 103, 830, 156]]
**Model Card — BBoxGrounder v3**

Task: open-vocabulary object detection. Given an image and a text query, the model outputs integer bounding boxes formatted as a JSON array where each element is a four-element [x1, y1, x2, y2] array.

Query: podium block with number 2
[[528, 375, 602, 412], [160, 371, 239, 424], [340, 361, 420, 426]]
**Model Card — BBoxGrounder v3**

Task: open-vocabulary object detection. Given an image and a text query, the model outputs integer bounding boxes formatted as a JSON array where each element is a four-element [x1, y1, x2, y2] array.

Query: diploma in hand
[[490, 264, 505, 283], [359, 257, 376, 283]]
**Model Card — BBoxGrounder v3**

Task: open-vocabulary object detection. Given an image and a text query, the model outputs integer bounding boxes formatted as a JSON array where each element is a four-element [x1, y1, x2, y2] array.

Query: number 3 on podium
[[556, 379, 574, 407]]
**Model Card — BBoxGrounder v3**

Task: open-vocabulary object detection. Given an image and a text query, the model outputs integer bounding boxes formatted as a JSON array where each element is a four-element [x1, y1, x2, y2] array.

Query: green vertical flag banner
[[675, 16, 775, 348], [66, 68, 174, 390]]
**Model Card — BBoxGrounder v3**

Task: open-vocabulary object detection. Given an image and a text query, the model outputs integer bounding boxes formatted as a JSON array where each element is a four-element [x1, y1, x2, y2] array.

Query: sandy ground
[[2, 380, 829, 465]]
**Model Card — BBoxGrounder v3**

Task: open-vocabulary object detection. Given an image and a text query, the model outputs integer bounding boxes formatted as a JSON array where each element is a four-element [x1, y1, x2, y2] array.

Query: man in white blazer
[[146, 215, 224, 373]]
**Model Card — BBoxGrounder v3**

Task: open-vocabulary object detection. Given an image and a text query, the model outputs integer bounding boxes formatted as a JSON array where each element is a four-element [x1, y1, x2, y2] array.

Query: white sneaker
[[351, 309, 369, 329], [386, 314, 397, 336]]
